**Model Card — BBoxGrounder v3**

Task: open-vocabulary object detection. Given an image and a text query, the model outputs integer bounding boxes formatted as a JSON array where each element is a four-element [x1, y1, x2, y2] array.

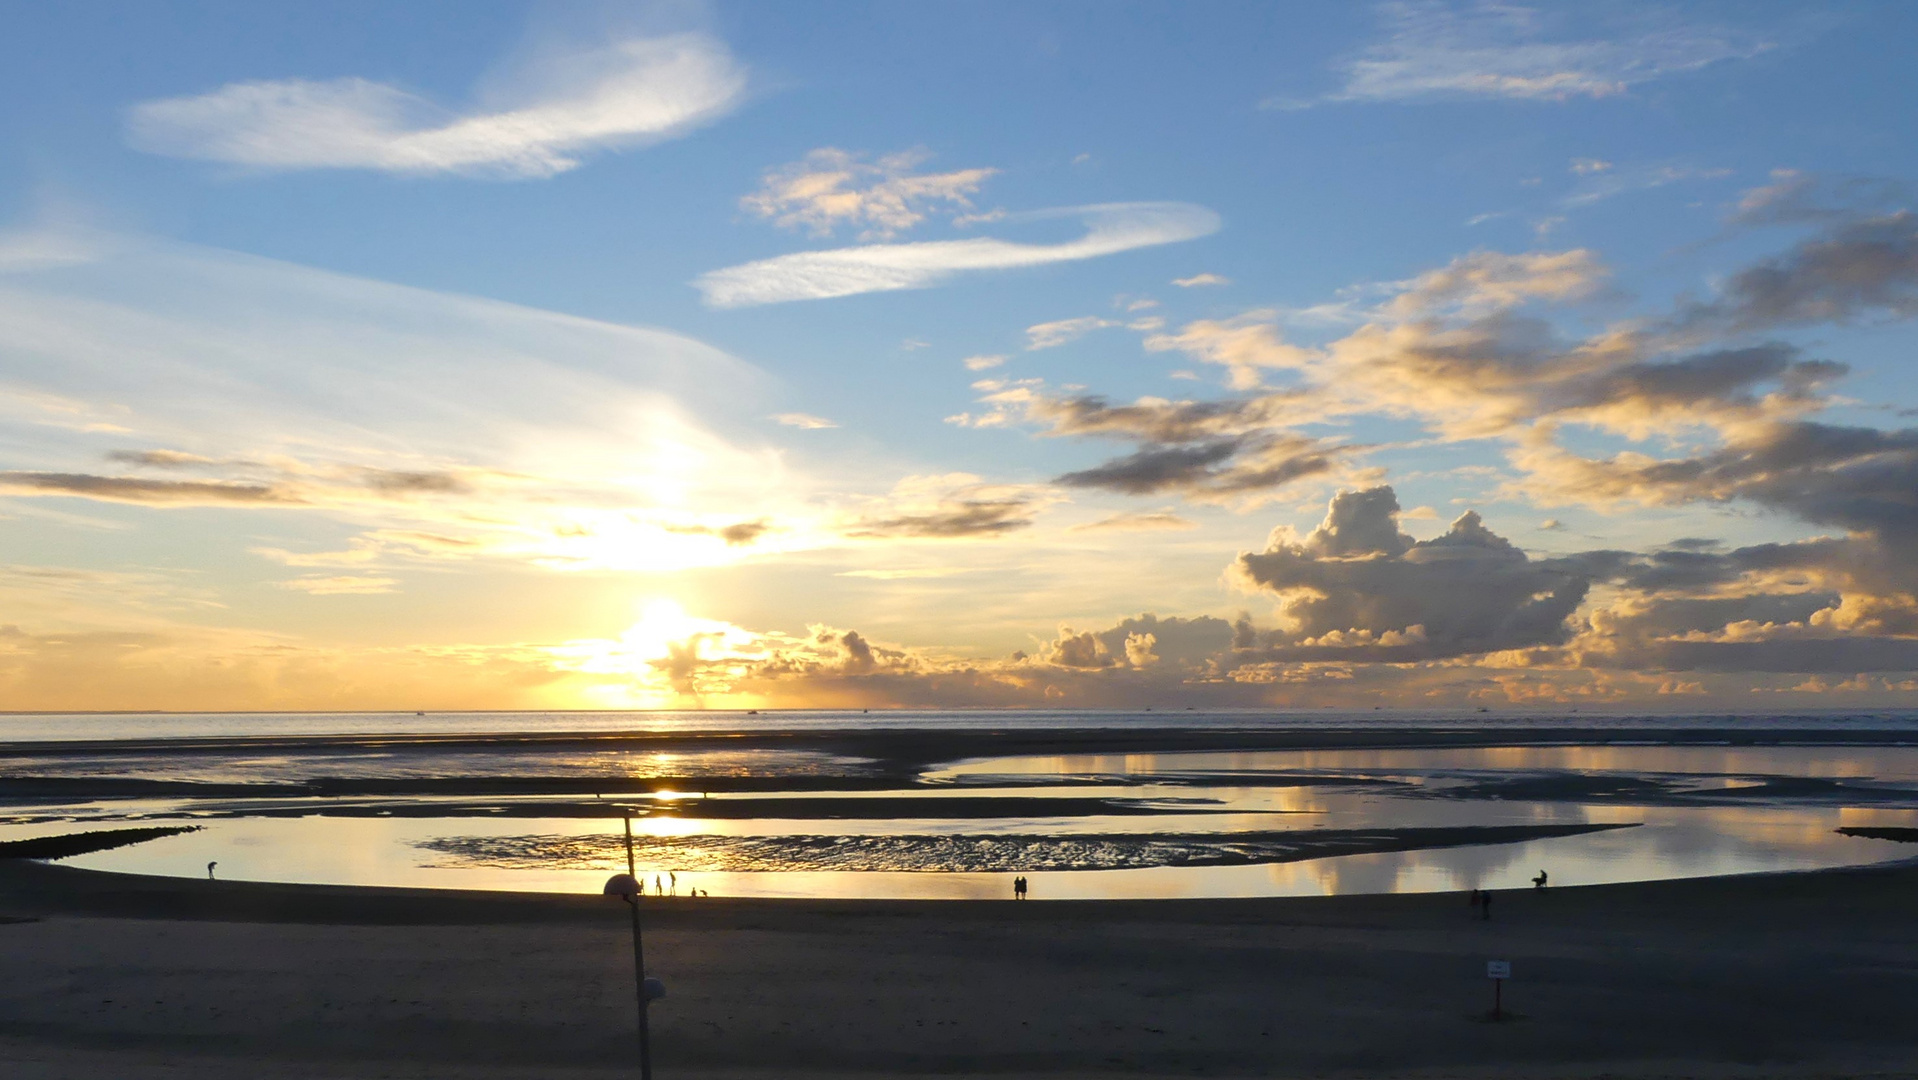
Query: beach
[[4, 858, 1918, 1079]]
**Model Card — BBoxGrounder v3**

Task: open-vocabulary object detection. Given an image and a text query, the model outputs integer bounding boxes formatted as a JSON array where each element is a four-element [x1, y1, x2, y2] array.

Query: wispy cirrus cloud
[[694, 202, 1220, 308], [1266, 2, 1771, 110], [771, 412, 838, 429], [126, 33, 746, 178]]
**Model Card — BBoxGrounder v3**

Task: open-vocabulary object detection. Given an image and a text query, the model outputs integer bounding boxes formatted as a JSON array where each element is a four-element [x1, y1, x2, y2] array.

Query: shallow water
[[4, 712, 1917, 899]]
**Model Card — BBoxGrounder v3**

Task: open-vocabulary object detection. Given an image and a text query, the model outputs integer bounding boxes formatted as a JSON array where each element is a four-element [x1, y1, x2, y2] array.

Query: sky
[[3, 1, 1918, 712]]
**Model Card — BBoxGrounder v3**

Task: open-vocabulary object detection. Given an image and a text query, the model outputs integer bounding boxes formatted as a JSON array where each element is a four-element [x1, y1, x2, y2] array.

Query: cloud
[[1515, 420, 1918, 543], [1070, 511, 1197, 533], [693, 202, 1221, 308], [1729, 170, 1912, 227], [126, 33, 746, 178], [846, 499, 1035, 539], [740, 148, 997, 240], [1172, 273, 1230, 288], [276, 575, 399, 595], [1056, 435, 1338, 498], [1570, 158, 1613, 174], [962, 354, 1007, 372], [1276, 2, 1771, 108], [1232, 486, 1595, 661], [771, 412, 838, 429], [1143, 311, 1313, 390], [0, 471, 299, 506], [1560, 163, 1730, 208], [104, 449, 224, 468], [662, 519, 771, 546], [843, 475, 1044, 540], [1026, 316, 1118, 350], [1674, 210, 1918, 334], [963, 381, 1348, 504], [0, 227, 824, 580]]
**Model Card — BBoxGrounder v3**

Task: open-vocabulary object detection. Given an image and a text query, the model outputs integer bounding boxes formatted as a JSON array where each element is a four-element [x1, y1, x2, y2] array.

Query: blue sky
[[3, 1, 1918, 711]]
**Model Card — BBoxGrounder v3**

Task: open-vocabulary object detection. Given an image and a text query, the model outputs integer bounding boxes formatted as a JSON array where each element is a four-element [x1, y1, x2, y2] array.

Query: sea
[[4, 708, 1917, 900]]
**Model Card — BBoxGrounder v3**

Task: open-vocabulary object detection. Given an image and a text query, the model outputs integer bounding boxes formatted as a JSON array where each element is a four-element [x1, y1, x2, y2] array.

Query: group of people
[[1012, 875, 1029, 899], [1469, 870, 1547, 918], [646, 871, 709, 898]]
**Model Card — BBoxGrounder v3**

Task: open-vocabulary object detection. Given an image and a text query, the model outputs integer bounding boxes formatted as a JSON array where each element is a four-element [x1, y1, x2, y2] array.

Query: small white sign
[[1486, 960, 1511, 980]]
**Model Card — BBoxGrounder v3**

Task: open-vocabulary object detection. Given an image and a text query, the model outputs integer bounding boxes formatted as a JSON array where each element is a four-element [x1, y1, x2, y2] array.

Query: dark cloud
[[1058, 435, 1337, 497], [361, 469, 469, 495], [847, 498, 1035, 539], [1542, 421, 1918, 542], [664, 519, 771, 546], [104, 449, 220, 468], [1069, 511, 1196, 533], [0, 471, 299, 505], [1730, 171, 1912, 227], [1232, 487, 1594, 661], [1547, 345, 1845, 418], [1026, 393, 1301, 443], [1678, 211, 1918, 333]]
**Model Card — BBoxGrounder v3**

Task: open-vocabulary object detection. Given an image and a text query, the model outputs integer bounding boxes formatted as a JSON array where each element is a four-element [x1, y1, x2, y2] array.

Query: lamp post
[[604, 814, 663, 1080]]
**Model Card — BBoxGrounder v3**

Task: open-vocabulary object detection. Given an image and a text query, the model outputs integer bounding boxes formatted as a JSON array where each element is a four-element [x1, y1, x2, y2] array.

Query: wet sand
[[3, 859, 1918, 1078]]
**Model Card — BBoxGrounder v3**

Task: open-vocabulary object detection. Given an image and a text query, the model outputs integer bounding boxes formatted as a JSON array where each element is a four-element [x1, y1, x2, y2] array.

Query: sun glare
[[548, 598, 766, 707]]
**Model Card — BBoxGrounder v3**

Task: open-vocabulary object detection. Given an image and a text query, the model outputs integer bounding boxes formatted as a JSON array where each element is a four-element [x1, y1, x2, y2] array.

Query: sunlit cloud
[[276, 574, 399, 595], [127, 33, 747, 177], [1172, 273, 1230, 287], [1069, 511, 1197, 533], [772, 412, 838, 429], [1026, 316, 1117, 350], [0, 226, 812, 579], [741, 148, 997, 240], [694, 202, 1221, 308]]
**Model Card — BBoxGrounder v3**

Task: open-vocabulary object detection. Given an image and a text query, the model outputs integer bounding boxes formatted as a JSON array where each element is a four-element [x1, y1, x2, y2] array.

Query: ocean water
[[2, 710, 1916, 899]]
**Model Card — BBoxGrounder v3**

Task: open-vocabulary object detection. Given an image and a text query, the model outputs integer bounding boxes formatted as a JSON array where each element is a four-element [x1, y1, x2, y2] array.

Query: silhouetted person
[[206, 861, 217, 880], [669, 871, 677, 897], [1481, 890, 1493, 920], [1532, 869, 1548, 889], [1013, 875, 1027, 899]]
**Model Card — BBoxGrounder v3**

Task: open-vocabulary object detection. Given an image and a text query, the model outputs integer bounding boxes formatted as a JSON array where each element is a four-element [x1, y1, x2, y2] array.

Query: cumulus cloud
[[1273, 3, 1771, 108], [693, 202, 1220, 308], [741, 148, 997, 240], [962, 354, 1008, 371], [1232, 487, 1595, 661], [127, 34, 746, 178]]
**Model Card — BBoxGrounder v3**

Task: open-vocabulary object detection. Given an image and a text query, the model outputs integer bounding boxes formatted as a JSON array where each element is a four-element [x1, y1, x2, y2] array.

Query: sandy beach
[[3, 858, 1918, 1079]]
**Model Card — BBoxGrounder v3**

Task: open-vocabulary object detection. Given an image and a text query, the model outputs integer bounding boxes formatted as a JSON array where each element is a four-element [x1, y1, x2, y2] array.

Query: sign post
[[1486, 960, 1511, 1020]]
